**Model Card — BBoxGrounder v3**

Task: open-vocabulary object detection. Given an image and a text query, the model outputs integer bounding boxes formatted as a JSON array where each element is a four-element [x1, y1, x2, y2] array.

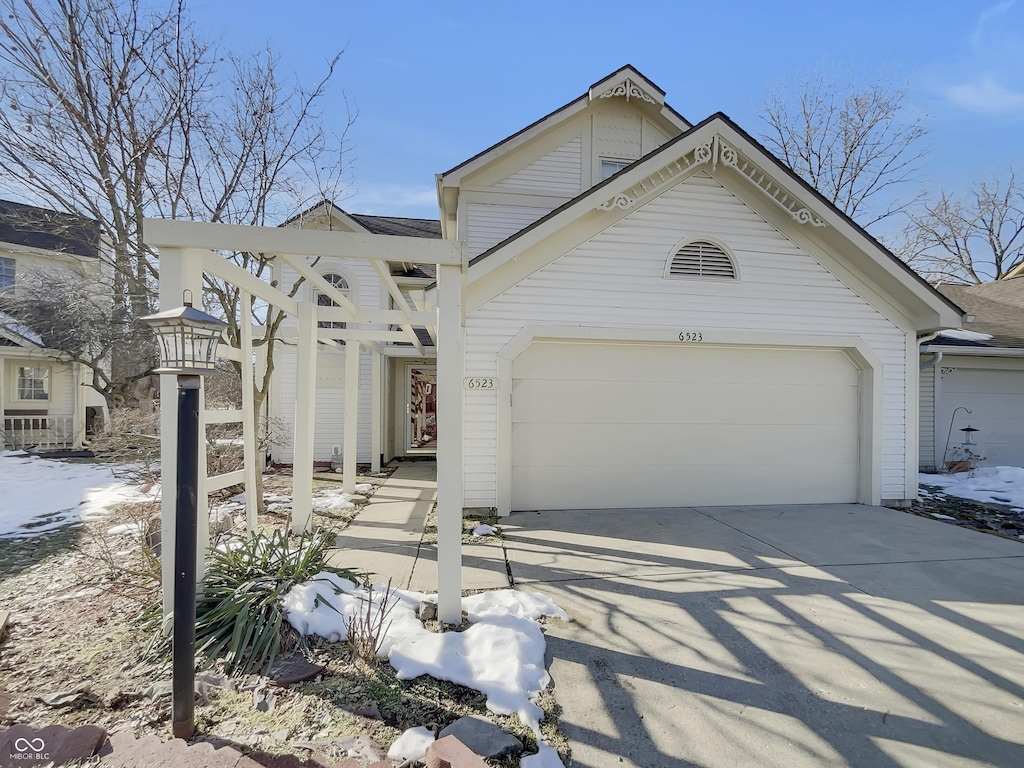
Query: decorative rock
[[424, 735, 490, 768], [209, 508, 234, 536], [348, 495, 369, 504], [267, 653, 325, 686], [417, 600, 438, 621], [0, 724, 107, 767], [387, 726, 434, 761], [143, 680, 173, 701], [36, 683, 97, 708], [437, 715, 522, 758]]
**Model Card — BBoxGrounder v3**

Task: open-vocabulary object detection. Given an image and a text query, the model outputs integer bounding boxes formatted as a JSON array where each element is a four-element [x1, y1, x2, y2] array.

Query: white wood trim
[[495, 325, 883, 515], [207, 469, 245, 493], [317, 308, 436, 325], [904, 331, 919, 501], [289, 301, 317, 534], [144, 217, 466, 265], [371, 351, 382, 473], [436, 263, 464, 624], [343, 342, 361, 494], [200, 250, 298, 316], [204, 409, 243, 424], [280, 254, 360, 318], [240, 291, 258, 534], [372, 260, 425, 354]]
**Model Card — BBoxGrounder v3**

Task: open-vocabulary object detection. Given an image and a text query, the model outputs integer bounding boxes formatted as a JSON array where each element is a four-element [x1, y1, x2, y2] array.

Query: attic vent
[[666, 240, 737, 280]]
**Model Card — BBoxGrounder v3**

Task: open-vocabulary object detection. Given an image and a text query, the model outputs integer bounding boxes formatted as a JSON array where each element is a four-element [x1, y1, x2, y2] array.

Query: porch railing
[[2, 416, 74, 449]]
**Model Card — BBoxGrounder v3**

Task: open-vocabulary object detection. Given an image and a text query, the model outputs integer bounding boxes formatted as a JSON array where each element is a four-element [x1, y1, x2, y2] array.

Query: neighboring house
[[919, 278, 1024, 470], [0, 199, 108, 449], [271, 65, 961, 512]]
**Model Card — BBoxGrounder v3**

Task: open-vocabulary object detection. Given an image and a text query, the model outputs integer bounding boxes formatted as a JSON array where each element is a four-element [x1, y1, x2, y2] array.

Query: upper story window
[[665, 240, 738, 280], [0, 256, 14, 291], [17, 365, 49, 401], [600, 158, 632, 181], [316, 272, 350, 344]]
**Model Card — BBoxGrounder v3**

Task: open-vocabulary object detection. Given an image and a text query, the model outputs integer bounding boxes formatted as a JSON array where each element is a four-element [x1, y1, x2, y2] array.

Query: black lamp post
[[141, 293, 226, 740]]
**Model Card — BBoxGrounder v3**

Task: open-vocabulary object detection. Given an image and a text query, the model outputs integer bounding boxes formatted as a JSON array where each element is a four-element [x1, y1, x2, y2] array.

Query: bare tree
[[0, 0, 351, 408], [760, 75, 928, 229], [898, 171, 1024, 284]]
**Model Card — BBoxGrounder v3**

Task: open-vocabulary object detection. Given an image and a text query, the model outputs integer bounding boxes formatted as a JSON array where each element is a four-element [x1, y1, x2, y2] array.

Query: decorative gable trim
[[596, 134, 826, 228], [596, 77, 658, 105]]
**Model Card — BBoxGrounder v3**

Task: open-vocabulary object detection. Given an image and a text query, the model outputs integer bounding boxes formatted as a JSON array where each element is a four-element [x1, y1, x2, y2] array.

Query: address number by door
[[678, 331, 703, 342], [464, 377, 497, 390]]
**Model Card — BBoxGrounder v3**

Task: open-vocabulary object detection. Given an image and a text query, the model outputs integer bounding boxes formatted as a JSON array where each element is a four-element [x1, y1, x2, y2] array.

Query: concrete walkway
[[328, 461, 509, 592]]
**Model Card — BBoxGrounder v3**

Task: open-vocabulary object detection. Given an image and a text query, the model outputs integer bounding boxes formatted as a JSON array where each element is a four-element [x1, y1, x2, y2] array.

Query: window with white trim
[[666, 240, 737, 280], [316, 272, 349, 343], [0, 256, 14, 291], [17, 365, 49, 401], [600, 158, 632, 180]]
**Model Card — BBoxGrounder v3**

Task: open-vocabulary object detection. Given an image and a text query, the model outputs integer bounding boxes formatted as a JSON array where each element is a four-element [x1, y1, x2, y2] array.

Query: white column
[[343, 341, 361, 494], [240, 290, 258, 534], [370, 350, 382, 473], [290, 301, 317, 535], [158, 246, 203, 616], [435, 262, 464, 625]]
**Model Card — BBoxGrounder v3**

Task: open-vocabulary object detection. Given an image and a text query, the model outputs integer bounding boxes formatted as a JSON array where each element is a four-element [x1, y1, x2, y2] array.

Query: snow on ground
[[472, 523, 497, 536], [0, 452, 156, 538], [225, 483, 373, 515], [283, 574, 570, 765], [920, 466, 1024, 512]]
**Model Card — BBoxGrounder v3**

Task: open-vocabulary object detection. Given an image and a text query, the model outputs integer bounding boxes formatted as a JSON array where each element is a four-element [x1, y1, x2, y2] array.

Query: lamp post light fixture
[[141, 292, 226, 740]]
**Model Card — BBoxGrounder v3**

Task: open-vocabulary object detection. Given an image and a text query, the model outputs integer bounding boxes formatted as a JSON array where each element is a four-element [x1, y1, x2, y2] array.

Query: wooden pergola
[[144, 218, 467, 624]]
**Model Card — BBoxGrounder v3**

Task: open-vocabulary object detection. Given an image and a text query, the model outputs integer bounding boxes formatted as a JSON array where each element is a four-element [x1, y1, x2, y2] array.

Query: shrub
[[154, 529, 362, 677]]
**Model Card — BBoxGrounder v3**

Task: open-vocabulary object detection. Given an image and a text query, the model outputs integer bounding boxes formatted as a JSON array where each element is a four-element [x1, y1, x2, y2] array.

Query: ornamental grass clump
[[186, 529, 361, 677]]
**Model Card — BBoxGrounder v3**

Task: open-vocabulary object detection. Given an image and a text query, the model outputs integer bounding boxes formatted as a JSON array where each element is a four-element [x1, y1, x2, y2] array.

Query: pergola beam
[[145, 218, 465, 265]]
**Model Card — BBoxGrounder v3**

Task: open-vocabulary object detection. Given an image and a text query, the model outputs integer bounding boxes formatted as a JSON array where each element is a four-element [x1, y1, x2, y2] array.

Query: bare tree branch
[[760, 74, 928, 229]]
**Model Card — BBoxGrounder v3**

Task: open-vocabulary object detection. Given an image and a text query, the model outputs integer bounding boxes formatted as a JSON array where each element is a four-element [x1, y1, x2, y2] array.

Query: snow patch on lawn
[[283, 575, 569, 764], [920, 466, 1024, 512], [0, 452, 156, 538], [472, 523, 497, 536]]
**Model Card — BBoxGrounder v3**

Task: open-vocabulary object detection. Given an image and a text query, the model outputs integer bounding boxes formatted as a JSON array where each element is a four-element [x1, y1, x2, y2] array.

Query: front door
[[406, 364, 437, 452]]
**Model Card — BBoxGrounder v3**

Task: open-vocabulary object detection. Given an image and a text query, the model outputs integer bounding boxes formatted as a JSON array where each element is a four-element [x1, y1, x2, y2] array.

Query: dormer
[[436, 66, 690, 256]]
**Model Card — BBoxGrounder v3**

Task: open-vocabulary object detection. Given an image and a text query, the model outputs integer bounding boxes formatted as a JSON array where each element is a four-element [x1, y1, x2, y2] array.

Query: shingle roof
[[349, 214, 441, 240], [936, 280, 1024, 349], [0, 199, 101, 259]]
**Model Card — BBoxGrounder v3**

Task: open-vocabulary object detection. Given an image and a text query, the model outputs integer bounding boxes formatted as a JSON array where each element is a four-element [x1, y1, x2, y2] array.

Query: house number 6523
[[678, 331, 703, 342]]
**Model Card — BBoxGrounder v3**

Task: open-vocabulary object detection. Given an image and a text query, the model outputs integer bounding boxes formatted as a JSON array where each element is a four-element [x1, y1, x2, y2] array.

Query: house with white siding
[[0, 200, 108, 449], [919, 279, 1024, 471], [267, 65, 963, 512]]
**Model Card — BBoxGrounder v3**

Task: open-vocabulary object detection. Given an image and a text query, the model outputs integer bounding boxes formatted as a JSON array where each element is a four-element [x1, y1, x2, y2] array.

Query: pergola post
[[290, 301, 317, 534], [435, 261, 464, 624], [239, 290, 258, 534], [343, 341, 361, 494], [370, 350, 382, 473], [158, 246, 203, 616]]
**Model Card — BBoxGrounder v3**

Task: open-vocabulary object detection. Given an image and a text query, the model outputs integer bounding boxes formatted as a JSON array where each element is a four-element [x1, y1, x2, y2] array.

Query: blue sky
[[191, 0, 1024, 222]]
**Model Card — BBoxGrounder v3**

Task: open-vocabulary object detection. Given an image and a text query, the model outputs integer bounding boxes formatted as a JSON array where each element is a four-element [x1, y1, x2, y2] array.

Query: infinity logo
[[13, 737, 45, 752]]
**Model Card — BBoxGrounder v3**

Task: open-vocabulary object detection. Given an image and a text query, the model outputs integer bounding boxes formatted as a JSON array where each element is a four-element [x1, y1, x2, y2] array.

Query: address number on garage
[[464, 377, 497, 390], [678, 331, 704, 342]]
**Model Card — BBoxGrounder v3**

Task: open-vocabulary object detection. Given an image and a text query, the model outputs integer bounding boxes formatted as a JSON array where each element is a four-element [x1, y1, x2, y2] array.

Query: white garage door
[[938, 367, 1024, 467], [511, 342, 860, 510]]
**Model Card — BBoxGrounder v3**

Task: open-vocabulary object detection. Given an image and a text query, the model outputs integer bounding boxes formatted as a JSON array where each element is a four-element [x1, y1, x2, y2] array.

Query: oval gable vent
[[667, 240, 736, 280]]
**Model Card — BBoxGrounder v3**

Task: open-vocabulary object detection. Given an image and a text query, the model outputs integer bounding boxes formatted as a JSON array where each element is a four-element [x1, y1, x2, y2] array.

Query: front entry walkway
[[498, 504, 1024, 768], [329, 461, 508, 592]]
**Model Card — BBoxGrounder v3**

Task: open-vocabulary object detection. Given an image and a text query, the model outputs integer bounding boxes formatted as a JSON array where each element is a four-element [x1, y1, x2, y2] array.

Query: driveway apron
[[501, 504, 1024, 768]]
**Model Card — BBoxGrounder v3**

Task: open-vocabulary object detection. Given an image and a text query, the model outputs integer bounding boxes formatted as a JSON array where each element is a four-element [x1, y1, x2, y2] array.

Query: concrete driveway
[[500, 504, 1024, 768]]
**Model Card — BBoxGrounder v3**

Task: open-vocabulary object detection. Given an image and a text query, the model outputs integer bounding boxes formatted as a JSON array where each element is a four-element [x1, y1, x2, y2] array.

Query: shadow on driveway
[[502, 504, 1024, 768]]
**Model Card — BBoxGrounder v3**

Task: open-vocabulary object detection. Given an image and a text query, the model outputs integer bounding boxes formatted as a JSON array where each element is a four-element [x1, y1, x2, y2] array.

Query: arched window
[[665, 240, 738, 280], [316, 272, 351, 341]]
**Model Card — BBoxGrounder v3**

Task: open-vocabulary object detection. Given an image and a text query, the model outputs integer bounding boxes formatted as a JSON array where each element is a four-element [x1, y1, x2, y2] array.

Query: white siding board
[[495, 138, 582, 196], [466, 204, 553, 259], [463, 174, 909, 505]]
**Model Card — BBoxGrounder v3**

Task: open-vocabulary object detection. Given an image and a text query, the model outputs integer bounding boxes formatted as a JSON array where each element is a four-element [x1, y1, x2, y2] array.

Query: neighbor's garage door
[[511, 342, 860, 510], [938, 367, 1024, 467]]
